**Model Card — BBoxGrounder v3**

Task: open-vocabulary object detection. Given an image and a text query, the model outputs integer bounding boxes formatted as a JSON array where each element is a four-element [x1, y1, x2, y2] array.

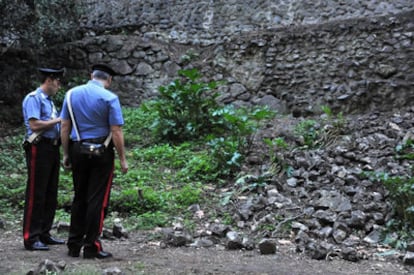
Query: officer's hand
[[120, 159, 128, 174], [62, 155, 72, 170]]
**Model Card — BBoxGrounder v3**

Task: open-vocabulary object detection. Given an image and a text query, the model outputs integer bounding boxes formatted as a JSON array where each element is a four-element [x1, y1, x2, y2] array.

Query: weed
[[320, 105, 346, 141], [396, 138, 414, 160], [363, 171, 414, 248], [221, 212, 234, 225], [133, 211, 169, 230], [220, 191, 235, 206], [174, 183, 202, 206], [293, 106, 347, 148], [207, 136, 243, 179], [235, 174, 268, 194], [0, 133, 27, 209], [263, 137, 292, 176], [123, 105, 157, 147], [54, 209, 71, 223], [294, 119, 319, 147]]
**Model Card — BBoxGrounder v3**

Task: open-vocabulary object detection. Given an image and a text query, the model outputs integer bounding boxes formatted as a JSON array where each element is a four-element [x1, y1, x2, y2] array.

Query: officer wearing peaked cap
[[61, 63, 128, 259], [22, 67, 66, 251]]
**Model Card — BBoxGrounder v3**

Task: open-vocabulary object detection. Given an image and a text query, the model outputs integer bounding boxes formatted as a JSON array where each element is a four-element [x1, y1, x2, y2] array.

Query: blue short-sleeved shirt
[[60, 80, 124, 140], [22, 88, 60, 139]]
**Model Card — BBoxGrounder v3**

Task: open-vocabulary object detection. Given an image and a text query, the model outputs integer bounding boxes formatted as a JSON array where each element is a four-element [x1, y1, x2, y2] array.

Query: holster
[[79, 142, 106, 156]]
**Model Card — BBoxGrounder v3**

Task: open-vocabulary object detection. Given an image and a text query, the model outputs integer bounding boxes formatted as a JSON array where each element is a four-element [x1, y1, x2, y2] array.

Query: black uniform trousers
[[23, 140, 60, 246], [67, 141, 114, 253]]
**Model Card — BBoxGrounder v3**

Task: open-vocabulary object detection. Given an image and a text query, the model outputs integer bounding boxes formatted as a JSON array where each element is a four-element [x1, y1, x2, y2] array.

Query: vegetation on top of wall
[[0, 0, 85, 51]]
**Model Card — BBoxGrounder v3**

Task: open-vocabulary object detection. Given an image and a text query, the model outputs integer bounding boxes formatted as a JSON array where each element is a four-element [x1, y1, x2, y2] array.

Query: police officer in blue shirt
[[22, 67, 66, 251], [60, 64, 128, 259]]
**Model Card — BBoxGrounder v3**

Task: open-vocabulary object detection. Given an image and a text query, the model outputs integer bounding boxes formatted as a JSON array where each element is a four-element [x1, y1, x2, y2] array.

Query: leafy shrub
[[142, 68, 274, 180], [381, 175, 414, 226], [144, 68, 224, 143], [207, 136, 242, 179], [176, 153, 218, 182]]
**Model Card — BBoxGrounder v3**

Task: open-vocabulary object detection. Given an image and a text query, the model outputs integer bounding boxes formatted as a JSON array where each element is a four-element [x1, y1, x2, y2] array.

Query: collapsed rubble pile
[[159, 106, 414, 264]]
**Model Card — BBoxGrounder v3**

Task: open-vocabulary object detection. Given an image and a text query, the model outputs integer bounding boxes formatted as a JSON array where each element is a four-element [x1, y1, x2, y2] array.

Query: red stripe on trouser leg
[[102, 162, 114, 215], [23, 145, 37, 241], [95, 241, 102, 252], [96, 162, 114, 251]]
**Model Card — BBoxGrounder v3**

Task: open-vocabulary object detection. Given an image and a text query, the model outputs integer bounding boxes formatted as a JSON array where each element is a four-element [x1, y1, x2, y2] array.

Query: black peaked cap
[[38, 67, 65, 78], [91, 64, 117, 76]]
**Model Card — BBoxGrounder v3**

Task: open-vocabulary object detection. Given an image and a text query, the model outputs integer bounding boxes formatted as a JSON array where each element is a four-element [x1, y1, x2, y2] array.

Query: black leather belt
[[75, 137, 107, 144], [40, 137, 60, 146]]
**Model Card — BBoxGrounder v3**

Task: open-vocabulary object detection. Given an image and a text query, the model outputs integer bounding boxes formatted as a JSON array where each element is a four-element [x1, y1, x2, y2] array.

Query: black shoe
[[41, 236, 65, 245], [25, 241, 49, 251], [83, 250, 113, 259], [68, 249, 80, 257]]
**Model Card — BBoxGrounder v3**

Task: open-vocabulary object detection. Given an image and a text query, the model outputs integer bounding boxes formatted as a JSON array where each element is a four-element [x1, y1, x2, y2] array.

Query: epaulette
[[27, 91, 38, 97]]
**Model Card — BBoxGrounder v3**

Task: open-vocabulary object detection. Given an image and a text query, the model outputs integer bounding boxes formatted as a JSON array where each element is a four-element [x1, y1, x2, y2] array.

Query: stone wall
[[1, 0, 414, 124], [46, 9, 414, 117], [81, 0, 413, 44]]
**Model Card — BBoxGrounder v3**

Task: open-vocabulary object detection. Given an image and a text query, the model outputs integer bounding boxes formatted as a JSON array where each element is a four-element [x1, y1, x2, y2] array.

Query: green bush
[[207, 136, 242, 179], [144, 68, 225, 143], [140, 68, 274, 180]]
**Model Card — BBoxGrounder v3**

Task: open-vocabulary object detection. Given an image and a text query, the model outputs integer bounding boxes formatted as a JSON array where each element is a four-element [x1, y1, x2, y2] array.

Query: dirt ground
[[1, 227, 413, 275]]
